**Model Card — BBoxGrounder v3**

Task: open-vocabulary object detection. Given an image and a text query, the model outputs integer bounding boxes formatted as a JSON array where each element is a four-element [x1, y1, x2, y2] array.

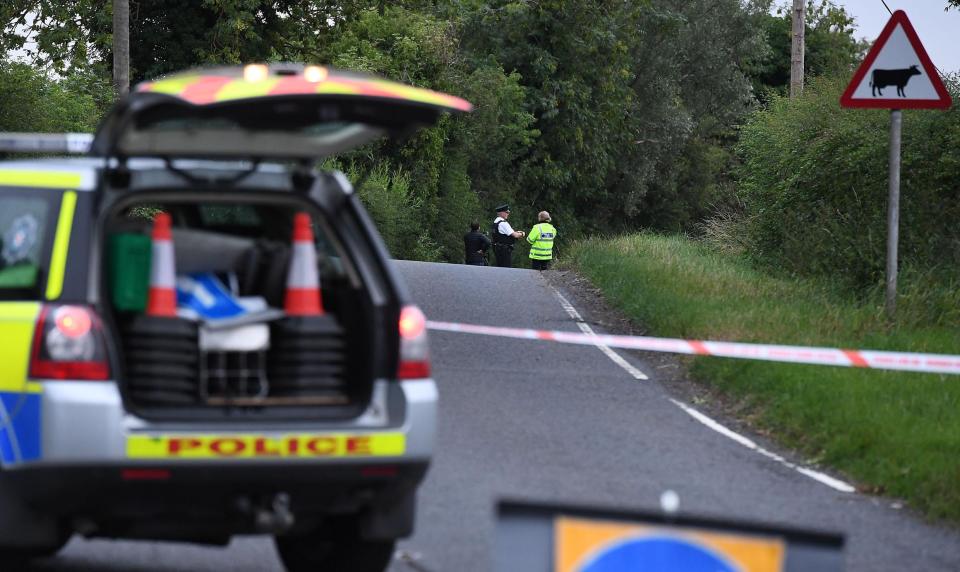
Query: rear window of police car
[[0, 190, 55, 297]]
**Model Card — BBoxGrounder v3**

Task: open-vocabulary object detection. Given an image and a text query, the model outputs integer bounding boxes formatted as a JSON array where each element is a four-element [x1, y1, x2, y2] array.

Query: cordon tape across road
[[426, 321, 960, 376]]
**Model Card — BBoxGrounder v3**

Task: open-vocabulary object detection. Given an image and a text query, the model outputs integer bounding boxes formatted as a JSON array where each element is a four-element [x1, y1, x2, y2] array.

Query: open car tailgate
[[89, 64, 472, 160]]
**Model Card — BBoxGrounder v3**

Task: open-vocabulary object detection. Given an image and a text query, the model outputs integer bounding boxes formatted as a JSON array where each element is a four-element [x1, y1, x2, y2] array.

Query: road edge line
[[546, 281, 855, 494], [670, 398, 856, 493], [550, 285, 649, 381]]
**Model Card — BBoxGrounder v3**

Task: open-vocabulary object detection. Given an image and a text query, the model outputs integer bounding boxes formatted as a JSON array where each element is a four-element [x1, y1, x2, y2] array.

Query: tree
[[463, 2, 644, 229], [0, 0, 831, 257], [0, 59, 108, 132], [747, 1, 865, 101], [460, 0, 768, 233], [0, 1, 111, 76], [1, 1, 392, 84]]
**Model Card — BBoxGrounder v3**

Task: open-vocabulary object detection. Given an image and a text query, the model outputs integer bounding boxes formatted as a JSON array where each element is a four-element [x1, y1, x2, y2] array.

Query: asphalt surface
[[26, 260, 960, 571]]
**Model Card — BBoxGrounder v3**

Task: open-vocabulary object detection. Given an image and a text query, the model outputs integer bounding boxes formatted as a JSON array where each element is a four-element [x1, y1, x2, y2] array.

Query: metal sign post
[[840, 10, 951, 319], [885, 110, 902, 318]]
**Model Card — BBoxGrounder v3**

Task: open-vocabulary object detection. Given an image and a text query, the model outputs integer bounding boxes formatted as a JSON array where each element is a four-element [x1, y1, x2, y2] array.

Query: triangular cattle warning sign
[[841, 10, 952, 109]]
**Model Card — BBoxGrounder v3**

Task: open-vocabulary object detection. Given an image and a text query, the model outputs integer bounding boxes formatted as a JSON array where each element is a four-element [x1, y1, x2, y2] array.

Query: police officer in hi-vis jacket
[[526, 211, 556, 270]]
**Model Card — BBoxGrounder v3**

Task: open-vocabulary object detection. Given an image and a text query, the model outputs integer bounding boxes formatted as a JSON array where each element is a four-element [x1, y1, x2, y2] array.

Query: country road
[[26, 261, 960, 571]]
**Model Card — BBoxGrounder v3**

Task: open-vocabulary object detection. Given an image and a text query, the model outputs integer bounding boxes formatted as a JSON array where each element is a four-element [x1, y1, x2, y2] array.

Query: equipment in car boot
[[176, 273, 285, 329], [146, 212, 177, 317], [284, 212, 324, 316]]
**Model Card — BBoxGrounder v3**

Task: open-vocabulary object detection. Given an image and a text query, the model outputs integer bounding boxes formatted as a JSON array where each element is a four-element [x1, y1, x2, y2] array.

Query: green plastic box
[[109, 233, 152, 312]]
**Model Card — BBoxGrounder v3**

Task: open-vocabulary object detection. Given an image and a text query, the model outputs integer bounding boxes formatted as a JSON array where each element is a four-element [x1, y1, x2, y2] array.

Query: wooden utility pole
[[113, 0, 129, 96], [790, 0, 805, 98]]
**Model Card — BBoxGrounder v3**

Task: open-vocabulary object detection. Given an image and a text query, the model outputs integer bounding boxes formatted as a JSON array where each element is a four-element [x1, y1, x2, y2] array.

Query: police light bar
[[0, 133, 93, 155]]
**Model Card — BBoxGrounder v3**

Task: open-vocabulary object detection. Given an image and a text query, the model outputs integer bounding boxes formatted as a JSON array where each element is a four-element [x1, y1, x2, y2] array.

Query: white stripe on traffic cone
[[284, 212, 324, 316], [146, 212, 177, 317]]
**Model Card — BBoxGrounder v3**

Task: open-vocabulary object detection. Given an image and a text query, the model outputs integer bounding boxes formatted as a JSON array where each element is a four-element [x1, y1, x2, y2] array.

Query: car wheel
[[275, 518, 395, 572]]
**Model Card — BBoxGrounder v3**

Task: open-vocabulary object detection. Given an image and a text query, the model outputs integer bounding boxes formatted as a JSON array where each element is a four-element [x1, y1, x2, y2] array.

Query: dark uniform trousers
[[531, 258, 550, 271], [494, 244, 513, 267]]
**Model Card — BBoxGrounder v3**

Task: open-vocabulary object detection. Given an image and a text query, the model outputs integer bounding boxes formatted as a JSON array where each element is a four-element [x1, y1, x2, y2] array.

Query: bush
[[737, 75, 960, 299], [435, 151, 483, 263], [345, 161, 444, 262]]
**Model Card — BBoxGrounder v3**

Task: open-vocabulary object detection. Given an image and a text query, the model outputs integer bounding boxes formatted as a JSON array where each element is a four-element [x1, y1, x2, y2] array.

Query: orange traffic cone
[[284, 212, 324, 316], [146, 212, 178, 317]]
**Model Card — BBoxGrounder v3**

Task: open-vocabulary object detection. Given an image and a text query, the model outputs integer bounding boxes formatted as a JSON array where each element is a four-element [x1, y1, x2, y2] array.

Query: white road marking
[[671, 398, 856, 493], [550, 286, 648, 380], [554, 288, 585, 321], [550, 282, 856, 494]]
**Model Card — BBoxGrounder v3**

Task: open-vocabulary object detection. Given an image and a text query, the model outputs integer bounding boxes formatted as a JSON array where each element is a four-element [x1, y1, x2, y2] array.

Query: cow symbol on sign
[[871, 65, 922, 97]]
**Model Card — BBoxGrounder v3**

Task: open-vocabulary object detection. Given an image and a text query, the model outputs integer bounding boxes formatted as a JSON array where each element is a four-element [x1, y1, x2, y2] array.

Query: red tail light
[[397, 305, 431, 380], [29, 305, 110, 380], [121, 469, 171, 481]]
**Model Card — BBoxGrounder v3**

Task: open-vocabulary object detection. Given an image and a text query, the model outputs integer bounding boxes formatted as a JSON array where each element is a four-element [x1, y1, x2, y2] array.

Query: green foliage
[[0, 1, 111, 76], [0, 60, 108, 132], [435, 151, 483, 263], [340, 160, 446, 262], [461, 0, 768, 234], [465, 1, 640, 224], [569, 233, 960, 522], [2, 1, 423, 83], [320, 6, 455, 82], [747, 1, 865, 101], [0, 0, 878, 262], [316, 6, 484, 262], [737, 75, 960, 311], [456, 61, 538, 207]]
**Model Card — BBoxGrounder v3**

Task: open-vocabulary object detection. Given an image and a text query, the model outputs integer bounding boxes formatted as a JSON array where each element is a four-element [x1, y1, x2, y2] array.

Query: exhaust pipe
[[236, 493, 295, 534]]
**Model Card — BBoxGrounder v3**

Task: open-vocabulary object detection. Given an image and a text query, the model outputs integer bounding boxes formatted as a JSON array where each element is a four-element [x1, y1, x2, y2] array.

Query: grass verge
[[567, 233, 960, 523]]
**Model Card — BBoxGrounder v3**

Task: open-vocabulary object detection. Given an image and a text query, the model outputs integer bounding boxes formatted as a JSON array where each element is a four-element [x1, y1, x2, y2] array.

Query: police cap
[[495, 204, 510, 213]]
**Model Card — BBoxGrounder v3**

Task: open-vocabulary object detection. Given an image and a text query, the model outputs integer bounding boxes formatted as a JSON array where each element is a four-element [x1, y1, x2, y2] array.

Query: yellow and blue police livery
[[0, 168, 95, 469]]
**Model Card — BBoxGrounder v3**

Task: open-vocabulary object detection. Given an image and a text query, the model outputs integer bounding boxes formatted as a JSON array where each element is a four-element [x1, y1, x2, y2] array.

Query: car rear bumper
[[0, 379, 436, 544], [2, 460, 427, 542], [5, 460, 427, 515], [22, 378, 437, 466]]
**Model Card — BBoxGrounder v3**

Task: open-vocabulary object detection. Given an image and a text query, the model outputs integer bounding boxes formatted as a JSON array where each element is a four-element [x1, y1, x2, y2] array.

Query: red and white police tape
[[426, 320, 960, 376]]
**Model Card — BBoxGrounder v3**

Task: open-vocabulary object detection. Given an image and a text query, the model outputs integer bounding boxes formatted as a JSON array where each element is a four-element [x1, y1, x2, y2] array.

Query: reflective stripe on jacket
[[526, 222, 556, 260]]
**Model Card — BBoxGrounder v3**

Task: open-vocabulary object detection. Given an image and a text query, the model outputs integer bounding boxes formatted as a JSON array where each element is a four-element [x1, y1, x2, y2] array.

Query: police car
[[0, 64, 470, 571]]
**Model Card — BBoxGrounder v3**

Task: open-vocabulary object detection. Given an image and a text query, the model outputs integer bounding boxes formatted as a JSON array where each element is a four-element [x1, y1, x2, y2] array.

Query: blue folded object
[[176, 273, 246, 320]]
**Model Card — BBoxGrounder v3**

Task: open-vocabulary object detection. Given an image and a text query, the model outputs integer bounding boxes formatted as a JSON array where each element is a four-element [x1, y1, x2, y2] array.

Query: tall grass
[[569, 233, 960, 522]]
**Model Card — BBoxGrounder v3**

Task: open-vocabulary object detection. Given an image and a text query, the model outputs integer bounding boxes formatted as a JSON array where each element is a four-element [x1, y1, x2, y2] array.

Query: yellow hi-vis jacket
[[526, 222, 557, 260]]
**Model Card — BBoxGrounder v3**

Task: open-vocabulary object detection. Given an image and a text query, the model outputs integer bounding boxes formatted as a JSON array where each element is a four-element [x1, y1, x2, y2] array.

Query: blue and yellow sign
[[555, 516, 786, 572]]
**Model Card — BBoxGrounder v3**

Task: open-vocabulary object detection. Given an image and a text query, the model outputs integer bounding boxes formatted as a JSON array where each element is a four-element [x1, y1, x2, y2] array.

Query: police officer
[[526, 211, 557, 270], [491, 204, 524, 267], [463, 221, 491, 265]]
